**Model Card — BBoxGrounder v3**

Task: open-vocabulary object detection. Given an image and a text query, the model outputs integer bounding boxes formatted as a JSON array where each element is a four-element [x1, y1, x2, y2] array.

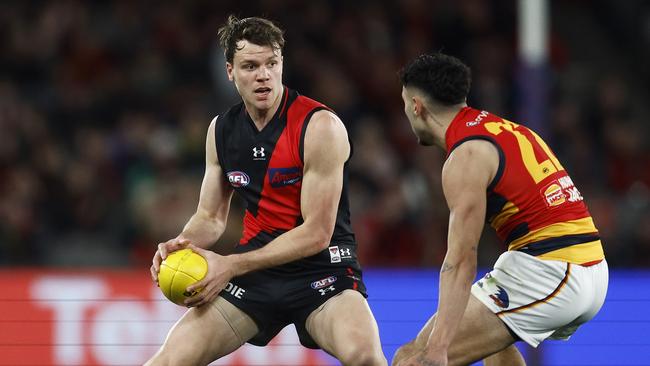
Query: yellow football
[[158, 248, 208, 306]]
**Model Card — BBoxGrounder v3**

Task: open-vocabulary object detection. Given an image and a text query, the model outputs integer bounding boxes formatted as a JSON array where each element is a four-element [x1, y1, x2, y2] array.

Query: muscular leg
[[483, 345, 526, 366], [145, 296, 258, 366], [393, 294, 523, 366], [306, 290, 387, 366]]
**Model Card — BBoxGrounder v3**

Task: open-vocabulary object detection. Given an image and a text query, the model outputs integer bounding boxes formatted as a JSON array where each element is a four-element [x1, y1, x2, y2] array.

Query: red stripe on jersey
[[580, 259, 603, 267], [241, 95, 326, 244], [240, 210, 262, 245], [278, 87, 290, 117]]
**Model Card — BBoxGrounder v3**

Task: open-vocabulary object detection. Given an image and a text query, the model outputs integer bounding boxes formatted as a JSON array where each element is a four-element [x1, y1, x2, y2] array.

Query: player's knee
[[392, 341, 416, 366], [342, 350, 386, 366], [338, 341, 386, 366], [143, 349, 171, 366], [145, 344, 200, 366]]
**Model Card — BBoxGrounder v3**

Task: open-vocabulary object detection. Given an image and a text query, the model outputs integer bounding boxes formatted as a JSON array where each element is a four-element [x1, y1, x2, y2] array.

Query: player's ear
[[412, 96, 424, 117], [226, 62, 234, 81]]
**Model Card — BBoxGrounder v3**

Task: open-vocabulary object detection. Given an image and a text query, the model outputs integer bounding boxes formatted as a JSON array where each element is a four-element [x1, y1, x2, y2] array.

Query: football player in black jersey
[[146, 15, 386, 366]]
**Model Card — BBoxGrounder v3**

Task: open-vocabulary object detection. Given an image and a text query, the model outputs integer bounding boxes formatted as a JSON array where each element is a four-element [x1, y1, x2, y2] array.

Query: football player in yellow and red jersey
[[393, 53, 608, 366]]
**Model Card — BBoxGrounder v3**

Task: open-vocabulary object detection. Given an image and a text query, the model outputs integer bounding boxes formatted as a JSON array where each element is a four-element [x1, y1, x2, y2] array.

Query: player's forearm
[[179, 209, 227, 249], [229, 223, 330, 276], [427, 252, 477, 350]]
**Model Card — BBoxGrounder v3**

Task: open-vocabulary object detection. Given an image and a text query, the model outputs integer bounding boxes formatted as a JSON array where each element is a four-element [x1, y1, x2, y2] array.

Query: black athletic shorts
[[219, 244, 366, 349]]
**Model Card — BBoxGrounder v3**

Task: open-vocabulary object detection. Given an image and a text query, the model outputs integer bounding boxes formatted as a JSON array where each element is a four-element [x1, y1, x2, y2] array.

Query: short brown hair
[[217, 15, 285, 63]]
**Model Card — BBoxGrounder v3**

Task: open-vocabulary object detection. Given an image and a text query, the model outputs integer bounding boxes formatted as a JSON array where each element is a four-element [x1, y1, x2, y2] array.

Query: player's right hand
[[150, 237, 191, 285]]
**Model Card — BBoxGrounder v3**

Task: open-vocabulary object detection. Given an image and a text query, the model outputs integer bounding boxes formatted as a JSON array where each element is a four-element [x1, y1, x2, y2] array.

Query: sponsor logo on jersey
[[227, 171, 250, 187], [466, 110, 489, 127], [253, 146, 266, 160], [310, 276, 338, 290], [328, 245, 353, 263], [558, 176, 584, 203], [543, 183, 566, 207], [318, 286, 336, 296], [541, 176, 584, 208], [268, 167, 302, 187], [224, 282, 246, 299], [329, 246, 341, 263]]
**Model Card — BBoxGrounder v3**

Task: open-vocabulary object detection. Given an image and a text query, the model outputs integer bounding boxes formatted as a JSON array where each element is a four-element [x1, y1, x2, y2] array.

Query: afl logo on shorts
[[227, 171, 250, 187], [311, 276, 337, 290]]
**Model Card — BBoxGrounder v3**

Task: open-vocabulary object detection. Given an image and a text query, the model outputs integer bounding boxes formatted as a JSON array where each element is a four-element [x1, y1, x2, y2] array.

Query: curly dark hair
[[399, 53, 472, 106], [217, 15, 285, 63]]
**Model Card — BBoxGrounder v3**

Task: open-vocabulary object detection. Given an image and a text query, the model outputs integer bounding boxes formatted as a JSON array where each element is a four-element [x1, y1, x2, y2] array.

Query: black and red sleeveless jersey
[[214, 86, 359, 273]]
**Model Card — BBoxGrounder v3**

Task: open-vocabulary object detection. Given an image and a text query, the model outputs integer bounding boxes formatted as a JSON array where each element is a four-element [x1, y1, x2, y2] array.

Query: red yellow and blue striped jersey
[[445, 107, 604, 265]]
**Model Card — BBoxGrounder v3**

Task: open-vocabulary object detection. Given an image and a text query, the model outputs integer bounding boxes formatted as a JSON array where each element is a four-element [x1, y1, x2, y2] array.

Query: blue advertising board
[[364, 269, 650, 366]]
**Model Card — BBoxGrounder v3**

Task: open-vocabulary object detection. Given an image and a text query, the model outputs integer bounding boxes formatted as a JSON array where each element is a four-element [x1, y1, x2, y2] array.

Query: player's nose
[[256, 66, 271, 80]]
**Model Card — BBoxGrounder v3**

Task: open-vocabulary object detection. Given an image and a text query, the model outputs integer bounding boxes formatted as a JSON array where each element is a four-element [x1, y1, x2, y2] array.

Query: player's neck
[[430, 104, 465, 150], [244, 92, 284, 131]]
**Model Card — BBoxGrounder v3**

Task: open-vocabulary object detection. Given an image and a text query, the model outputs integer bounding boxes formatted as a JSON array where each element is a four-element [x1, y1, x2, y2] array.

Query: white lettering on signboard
[[30, 277, 107, 364], [27, 275, 331, 365]]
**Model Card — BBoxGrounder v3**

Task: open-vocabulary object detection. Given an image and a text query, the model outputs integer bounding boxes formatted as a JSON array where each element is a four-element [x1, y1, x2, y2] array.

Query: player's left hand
[[183, 244, 235, 307], [399, 350, 447, 366]]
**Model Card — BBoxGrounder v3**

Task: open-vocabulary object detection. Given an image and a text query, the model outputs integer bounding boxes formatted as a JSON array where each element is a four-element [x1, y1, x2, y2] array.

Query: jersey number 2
[[485, 120, 564, 184]]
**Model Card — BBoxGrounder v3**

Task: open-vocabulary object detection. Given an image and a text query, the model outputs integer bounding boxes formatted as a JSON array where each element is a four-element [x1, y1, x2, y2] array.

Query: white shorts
[[471, 251, 608, 347]]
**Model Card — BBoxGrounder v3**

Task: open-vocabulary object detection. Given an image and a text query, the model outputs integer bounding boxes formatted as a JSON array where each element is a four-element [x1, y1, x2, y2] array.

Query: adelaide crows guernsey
[[214, 86, 359, 273], [446, 107, 604, 265]]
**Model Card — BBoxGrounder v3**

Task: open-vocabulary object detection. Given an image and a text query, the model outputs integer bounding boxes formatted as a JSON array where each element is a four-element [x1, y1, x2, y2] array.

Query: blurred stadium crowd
[[1, 0, 649, 268]]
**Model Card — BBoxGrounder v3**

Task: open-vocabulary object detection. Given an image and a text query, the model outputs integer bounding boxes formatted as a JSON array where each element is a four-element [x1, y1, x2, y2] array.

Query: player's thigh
[[149, 296, 258, 365], [306, 290, 386, 364], [446, 294, 517, 365]]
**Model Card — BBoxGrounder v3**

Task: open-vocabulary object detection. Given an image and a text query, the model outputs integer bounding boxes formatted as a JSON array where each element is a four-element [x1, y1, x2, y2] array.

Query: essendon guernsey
[[446, 107, 604, 265], [214, 87, 358, 272]]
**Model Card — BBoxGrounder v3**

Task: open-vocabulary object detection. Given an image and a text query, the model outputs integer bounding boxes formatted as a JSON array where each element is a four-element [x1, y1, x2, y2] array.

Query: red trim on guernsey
[[240, 210, 262, 245], [580, 259, 603, 267], [348, 268, 358, 290], [278, 87, 289, 118]]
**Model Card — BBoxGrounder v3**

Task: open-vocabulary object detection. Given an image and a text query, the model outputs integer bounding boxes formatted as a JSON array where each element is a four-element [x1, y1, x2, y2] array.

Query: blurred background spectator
[[1, 0, 648, 268]]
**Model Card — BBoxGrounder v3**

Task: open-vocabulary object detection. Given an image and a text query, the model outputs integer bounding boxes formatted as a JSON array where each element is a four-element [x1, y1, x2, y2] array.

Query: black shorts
[[219, 265, 367, 349]]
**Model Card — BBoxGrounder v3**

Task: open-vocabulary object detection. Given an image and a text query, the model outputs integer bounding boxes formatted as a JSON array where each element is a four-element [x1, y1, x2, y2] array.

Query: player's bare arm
[[150, 117, 234, 283], [401, 140, 498, 366], [184, 110, 348, 307]]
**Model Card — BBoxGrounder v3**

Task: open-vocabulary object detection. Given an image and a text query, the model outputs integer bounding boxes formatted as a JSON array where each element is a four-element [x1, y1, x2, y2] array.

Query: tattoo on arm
[[441, 262, 455, 273], [440, 245, 477, 273]]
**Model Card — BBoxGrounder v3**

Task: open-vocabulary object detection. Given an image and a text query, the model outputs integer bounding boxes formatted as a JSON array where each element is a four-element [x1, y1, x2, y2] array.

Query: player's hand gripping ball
[[158, 248, 208, 306]]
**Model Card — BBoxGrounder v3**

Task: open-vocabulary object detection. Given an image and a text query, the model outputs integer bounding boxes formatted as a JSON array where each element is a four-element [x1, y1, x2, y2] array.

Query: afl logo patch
[[311, 276, 337, 290], [227, 171, 250, 187]]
